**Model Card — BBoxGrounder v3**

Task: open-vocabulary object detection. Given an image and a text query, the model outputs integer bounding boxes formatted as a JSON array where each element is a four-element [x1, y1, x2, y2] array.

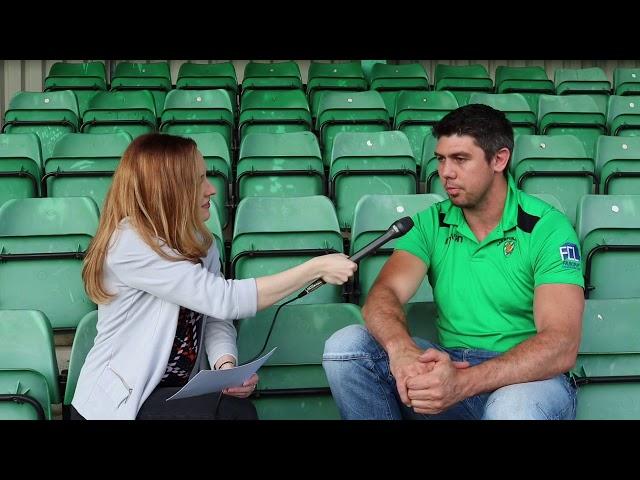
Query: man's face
[[435, 134, 501, 209]]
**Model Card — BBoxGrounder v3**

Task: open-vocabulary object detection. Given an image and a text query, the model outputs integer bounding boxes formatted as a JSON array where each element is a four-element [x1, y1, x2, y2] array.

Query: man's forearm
[[363, 285, 416, 355], [457, 330, 579, 398]]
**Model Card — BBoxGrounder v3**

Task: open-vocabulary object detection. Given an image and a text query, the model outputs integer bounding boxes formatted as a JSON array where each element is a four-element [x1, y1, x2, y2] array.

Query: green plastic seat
[[537, 94, 606, 158], [361, 60, 386, 83], [394, 91, 458, 161], [0, 309, 60, 419], [434, 64, 493, 106], [42, 132, 132, 211], [555, 67, 611, 112], [180, 132, 231, 230], [606, 95, 640, 136], [63, 310, 98, 407], [231, 196, 344, 305], [573, 299, 640, 419], [529, 193, 565, 212], [160, 89, 234, 152], [176, 62, 238, 117], [307, 61, 367, 119], [111, 62, 172, 119], [495, 66, 555, 114], [351, 193, 444, 305], [469, 93, 537, 136], [316, 90, 390, 167], [420, 134, 447, 197], [576, 194, 640, 299], [0, 197, 99, 330], [81, 90, 157, 138], [236, 132, 324, 202], [237, 303, 364, 419], [330, 131, 417, 230], [0, 133, 43, 206], [44, 62, 107, 117], [2, 91, 79, 161], [369, 63, 430, 118], [511, 134, 595, 225], [613, 67, 640, 96], [595, 135, 640, 194], [241, 61, 302, 92], [239, 89, 311, 141]]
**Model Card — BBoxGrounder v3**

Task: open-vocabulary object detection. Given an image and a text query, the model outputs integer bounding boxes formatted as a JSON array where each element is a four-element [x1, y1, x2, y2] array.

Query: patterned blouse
[[159, 306, 204, 387]]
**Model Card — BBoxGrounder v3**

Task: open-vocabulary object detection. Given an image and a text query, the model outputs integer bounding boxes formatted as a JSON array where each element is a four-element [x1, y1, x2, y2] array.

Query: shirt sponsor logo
[[559, 242, 581, 269], [445, 233, 464, 244]]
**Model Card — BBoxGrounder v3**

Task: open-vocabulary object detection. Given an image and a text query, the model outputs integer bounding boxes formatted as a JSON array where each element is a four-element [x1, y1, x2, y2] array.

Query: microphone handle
[[299, 227, 399, 298], [349, 229, 397, 263]]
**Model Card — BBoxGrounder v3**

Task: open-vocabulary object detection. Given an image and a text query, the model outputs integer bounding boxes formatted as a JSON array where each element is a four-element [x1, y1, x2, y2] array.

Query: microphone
[[297, 216, 414, 298]]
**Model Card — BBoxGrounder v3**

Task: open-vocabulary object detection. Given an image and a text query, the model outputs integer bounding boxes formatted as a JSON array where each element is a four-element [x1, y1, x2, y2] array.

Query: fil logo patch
[[559, 243, 581, 269]]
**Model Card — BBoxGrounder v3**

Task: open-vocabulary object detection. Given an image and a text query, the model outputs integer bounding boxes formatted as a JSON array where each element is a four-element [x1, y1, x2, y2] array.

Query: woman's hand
[[222, 372, 259, 399], [312, 253, 357, 285]]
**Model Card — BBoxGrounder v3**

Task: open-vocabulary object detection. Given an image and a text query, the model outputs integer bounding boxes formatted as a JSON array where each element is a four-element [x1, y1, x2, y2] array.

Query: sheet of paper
[[166, 347, 277, 401]]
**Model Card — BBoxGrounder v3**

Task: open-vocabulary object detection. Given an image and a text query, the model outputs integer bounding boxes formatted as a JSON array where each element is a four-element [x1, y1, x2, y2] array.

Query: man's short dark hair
[[432, 104, 514, 175]]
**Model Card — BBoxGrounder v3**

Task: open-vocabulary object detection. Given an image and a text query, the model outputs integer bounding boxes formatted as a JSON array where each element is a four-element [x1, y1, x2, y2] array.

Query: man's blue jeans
[[322, 325, 577, 420]]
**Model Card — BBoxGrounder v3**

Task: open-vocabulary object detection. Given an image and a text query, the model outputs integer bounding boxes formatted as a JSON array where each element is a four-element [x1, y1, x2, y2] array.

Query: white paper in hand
[[166, 347, 277, 401]]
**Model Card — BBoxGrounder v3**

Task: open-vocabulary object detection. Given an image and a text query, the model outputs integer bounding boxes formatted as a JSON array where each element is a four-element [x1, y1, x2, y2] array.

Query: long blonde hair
[[83, 133, 213, 304]]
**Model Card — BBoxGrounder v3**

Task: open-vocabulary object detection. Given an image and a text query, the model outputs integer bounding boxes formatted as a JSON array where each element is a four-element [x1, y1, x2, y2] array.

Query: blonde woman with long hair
[[71, 133, 357, 420]]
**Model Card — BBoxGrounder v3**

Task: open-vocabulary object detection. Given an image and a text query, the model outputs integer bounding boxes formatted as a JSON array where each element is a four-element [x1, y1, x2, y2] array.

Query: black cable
[[244, 291, 304, 365]]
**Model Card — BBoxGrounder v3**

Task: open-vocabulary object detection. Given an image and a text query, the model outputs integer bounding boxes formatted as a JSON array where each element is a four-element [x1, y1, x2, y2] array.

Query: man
[[323, 104, 585, 420]]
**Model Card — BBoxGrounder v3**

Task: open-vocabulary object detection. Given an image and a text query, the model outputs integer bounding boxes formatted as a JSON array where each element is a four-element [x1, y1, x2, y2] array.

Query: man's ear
[[493, 147, 510, 174]]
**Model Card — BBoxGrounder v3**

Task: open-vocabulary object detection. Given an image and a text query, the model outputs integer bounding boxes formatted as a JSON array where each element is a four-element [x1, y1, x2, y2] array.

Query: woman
[[71, 133, 357, 420]]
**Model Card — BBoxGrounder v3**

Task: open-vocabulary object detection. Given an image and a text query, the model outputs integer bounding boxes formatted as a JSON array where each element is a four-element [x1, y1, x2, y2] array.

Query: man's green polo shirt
[[394, 175, 584, 353]]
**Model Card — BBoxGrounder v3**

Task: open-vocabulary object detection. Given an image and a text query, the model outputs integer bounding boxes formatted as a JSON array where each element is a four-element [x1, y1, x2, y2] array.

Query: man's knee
[[323, 324, 373, 358], [482, 378, 576, 420]]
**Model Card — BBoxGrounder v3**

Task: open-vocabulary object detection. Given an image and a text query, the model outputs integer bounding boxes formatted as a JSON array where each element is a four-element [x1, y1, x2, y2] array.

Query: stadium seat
[[237, 303, 364, 419], [0, 310, 59, 420], [369, 62, 430, 119], [576, 194, 640, 299], [394, 90, 458, 161], [0, 133, 42, 207], [537, 94, 606, 158], [160, 89, 234, 153], [606, 95, 640, 136], [555, 67, 611, 113], [573, 298, 640, 419], [307, 61, 367, 120], [0, 197, 99, 330], [350, 193, 443, 340], [231, 196, 344, 305], [81, 90, 156, 138], [613, 67, 640, 96], [329, 131, 417, 229], [111, 61, 171, 120], [238, 89, 311, 141], [44, 61, 107, 117], [2, 90, 79, 161], [63, 310, 98, 410], [434, 64, 493, 106], [176, 61, 238, 118], [316, 90, 390, 167], [468, 93, 537, 136], [241, 61, 302, 93], [420, 134, 447, 197], [236, 131, 324, 202], [42, 132, 132, 211], [494, 65, 555, 115], [595, 135, 640, 194], [512, 134, 595, 225]]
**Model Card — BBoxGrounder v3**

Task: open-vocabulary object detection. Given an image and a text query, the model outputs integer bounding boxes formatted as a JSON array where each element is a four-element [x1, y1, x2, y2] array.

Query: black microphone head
[[390, 217, 414, 236]]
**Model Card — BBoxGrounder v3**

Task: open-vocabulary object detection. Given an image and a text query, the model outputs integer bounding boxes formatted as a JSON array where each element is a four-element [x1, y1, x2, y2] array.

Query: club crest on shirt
[[503, 240, 516, 257]]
